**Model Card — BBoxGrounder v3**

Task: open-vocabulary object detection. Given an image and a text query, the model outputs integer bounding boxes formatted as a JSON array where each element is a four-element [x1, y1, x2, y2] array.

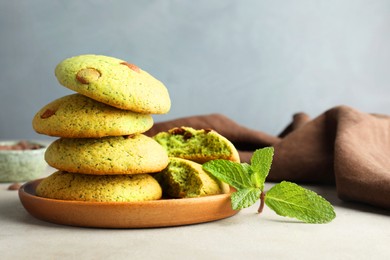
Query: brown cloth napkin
[[146, 105, 390, 210]]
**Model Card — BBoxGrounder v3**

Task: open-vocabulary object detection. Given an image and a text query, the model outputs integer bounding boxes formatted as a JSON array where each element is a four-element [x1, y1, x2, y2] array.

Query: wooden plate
[[18, 179, 239, 228]]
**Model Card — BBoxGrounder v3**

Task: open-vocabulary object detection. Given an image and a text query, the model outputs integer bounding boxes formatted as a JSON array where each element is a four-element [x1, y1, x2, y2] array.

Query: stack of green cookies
[[32, 54, 171, 202]]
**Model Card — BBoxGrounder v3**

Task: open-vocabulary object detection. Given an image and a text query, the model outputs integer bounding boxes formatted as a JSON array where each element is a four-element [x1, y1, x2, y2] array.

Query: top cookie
[[54, 54, 171, 114]]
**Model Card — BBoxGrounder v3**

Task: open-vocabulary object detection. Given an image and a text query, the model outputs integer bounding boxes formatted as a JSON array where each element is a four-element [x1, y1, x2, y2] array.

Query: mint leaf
[[203, 147, 335, 224], [250, 147, 274, 190], [203, 160, 252, 190], [265, 181, 336, 224], [231, 188, 261, 210]]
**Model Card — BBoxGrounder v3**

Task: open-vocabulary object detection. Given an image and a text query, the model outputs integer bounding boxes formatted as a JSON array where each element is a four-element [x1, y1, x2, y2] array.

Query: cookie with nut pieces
[[55, 54, 171, 114], [32, 94, 154, 138]]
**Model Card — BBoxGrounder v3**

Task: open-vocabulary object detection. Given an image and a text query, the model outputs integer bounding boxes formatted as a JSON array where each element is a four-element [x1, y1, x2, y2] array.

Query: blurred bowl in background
[[0, 140, 47, 182]]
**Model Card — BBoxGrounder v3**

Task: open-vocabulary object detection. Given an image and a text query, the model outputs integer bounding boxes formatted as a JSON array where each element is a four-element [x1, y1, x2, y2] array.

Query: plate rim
[[19, 179, 239, 228]]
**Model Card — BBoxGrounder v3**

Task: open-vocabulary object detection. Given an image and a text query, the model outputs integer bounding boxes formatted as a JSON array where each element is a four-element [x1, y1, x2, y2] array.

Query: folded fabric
[[146, 105, 390, 210]]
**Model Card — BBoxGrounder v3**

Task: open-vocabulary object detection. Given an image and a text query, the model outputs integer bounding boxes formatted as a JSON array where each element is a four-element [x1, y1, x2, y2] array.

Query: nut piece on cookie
[[76, 68, 101, 84], [155, 157, 230, 198], [32, 94, 154, 138], [36, 171, 162, 202], [153, 127, 240, 163], [55, 54, 171, 114]]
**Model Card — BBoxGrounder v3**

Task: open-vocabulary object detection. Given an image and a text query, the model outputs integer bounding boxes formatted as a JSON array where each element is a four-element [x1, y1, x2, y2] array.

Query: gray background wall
[[1, 0, 389, 141]]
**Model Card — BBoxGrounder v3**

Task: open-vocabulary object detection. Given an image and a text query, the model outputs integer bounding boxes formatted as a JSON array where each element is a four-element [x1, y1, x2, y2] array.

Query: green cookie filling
[[153, 127, 231, 161], [155, 157, 229, 198]]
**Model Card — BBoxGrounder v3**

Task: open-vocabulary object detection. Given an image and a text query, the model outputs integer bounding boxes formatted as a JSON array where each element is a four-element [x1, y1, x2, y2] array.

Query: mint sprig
[[203, 147, 336, 224]]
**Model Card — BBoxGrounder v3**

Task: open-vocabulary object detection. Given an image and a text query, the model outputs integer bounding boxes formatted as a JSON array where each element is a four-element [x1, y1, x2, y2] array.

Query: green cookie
[[55, 54, 171, 114], [33, 94, 154, 138], [155, 157, 230, 198], [36, 171, 162, 202], [45, 135, 169, 175], [153, 127, 240, 163]]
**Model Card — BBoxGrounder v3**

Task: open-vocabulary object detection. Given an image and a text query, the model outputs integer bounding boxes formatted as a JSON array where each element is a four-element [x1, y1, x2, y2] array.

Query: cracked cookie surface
[[153, 127, 240, 163], [155, 157, 230, 198]]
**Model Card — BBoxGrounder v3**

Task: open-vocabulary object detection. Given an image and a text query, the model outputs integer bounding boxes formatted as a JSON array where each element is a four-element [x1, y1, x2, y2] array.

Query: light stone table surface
[[1, 165, 389, 260]]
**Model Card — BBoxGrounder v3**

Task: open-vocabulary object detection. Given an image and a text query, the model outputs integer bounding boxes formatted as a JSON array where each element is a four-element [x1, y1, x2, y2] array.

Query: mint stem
[[257, 191, 265, 213]]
